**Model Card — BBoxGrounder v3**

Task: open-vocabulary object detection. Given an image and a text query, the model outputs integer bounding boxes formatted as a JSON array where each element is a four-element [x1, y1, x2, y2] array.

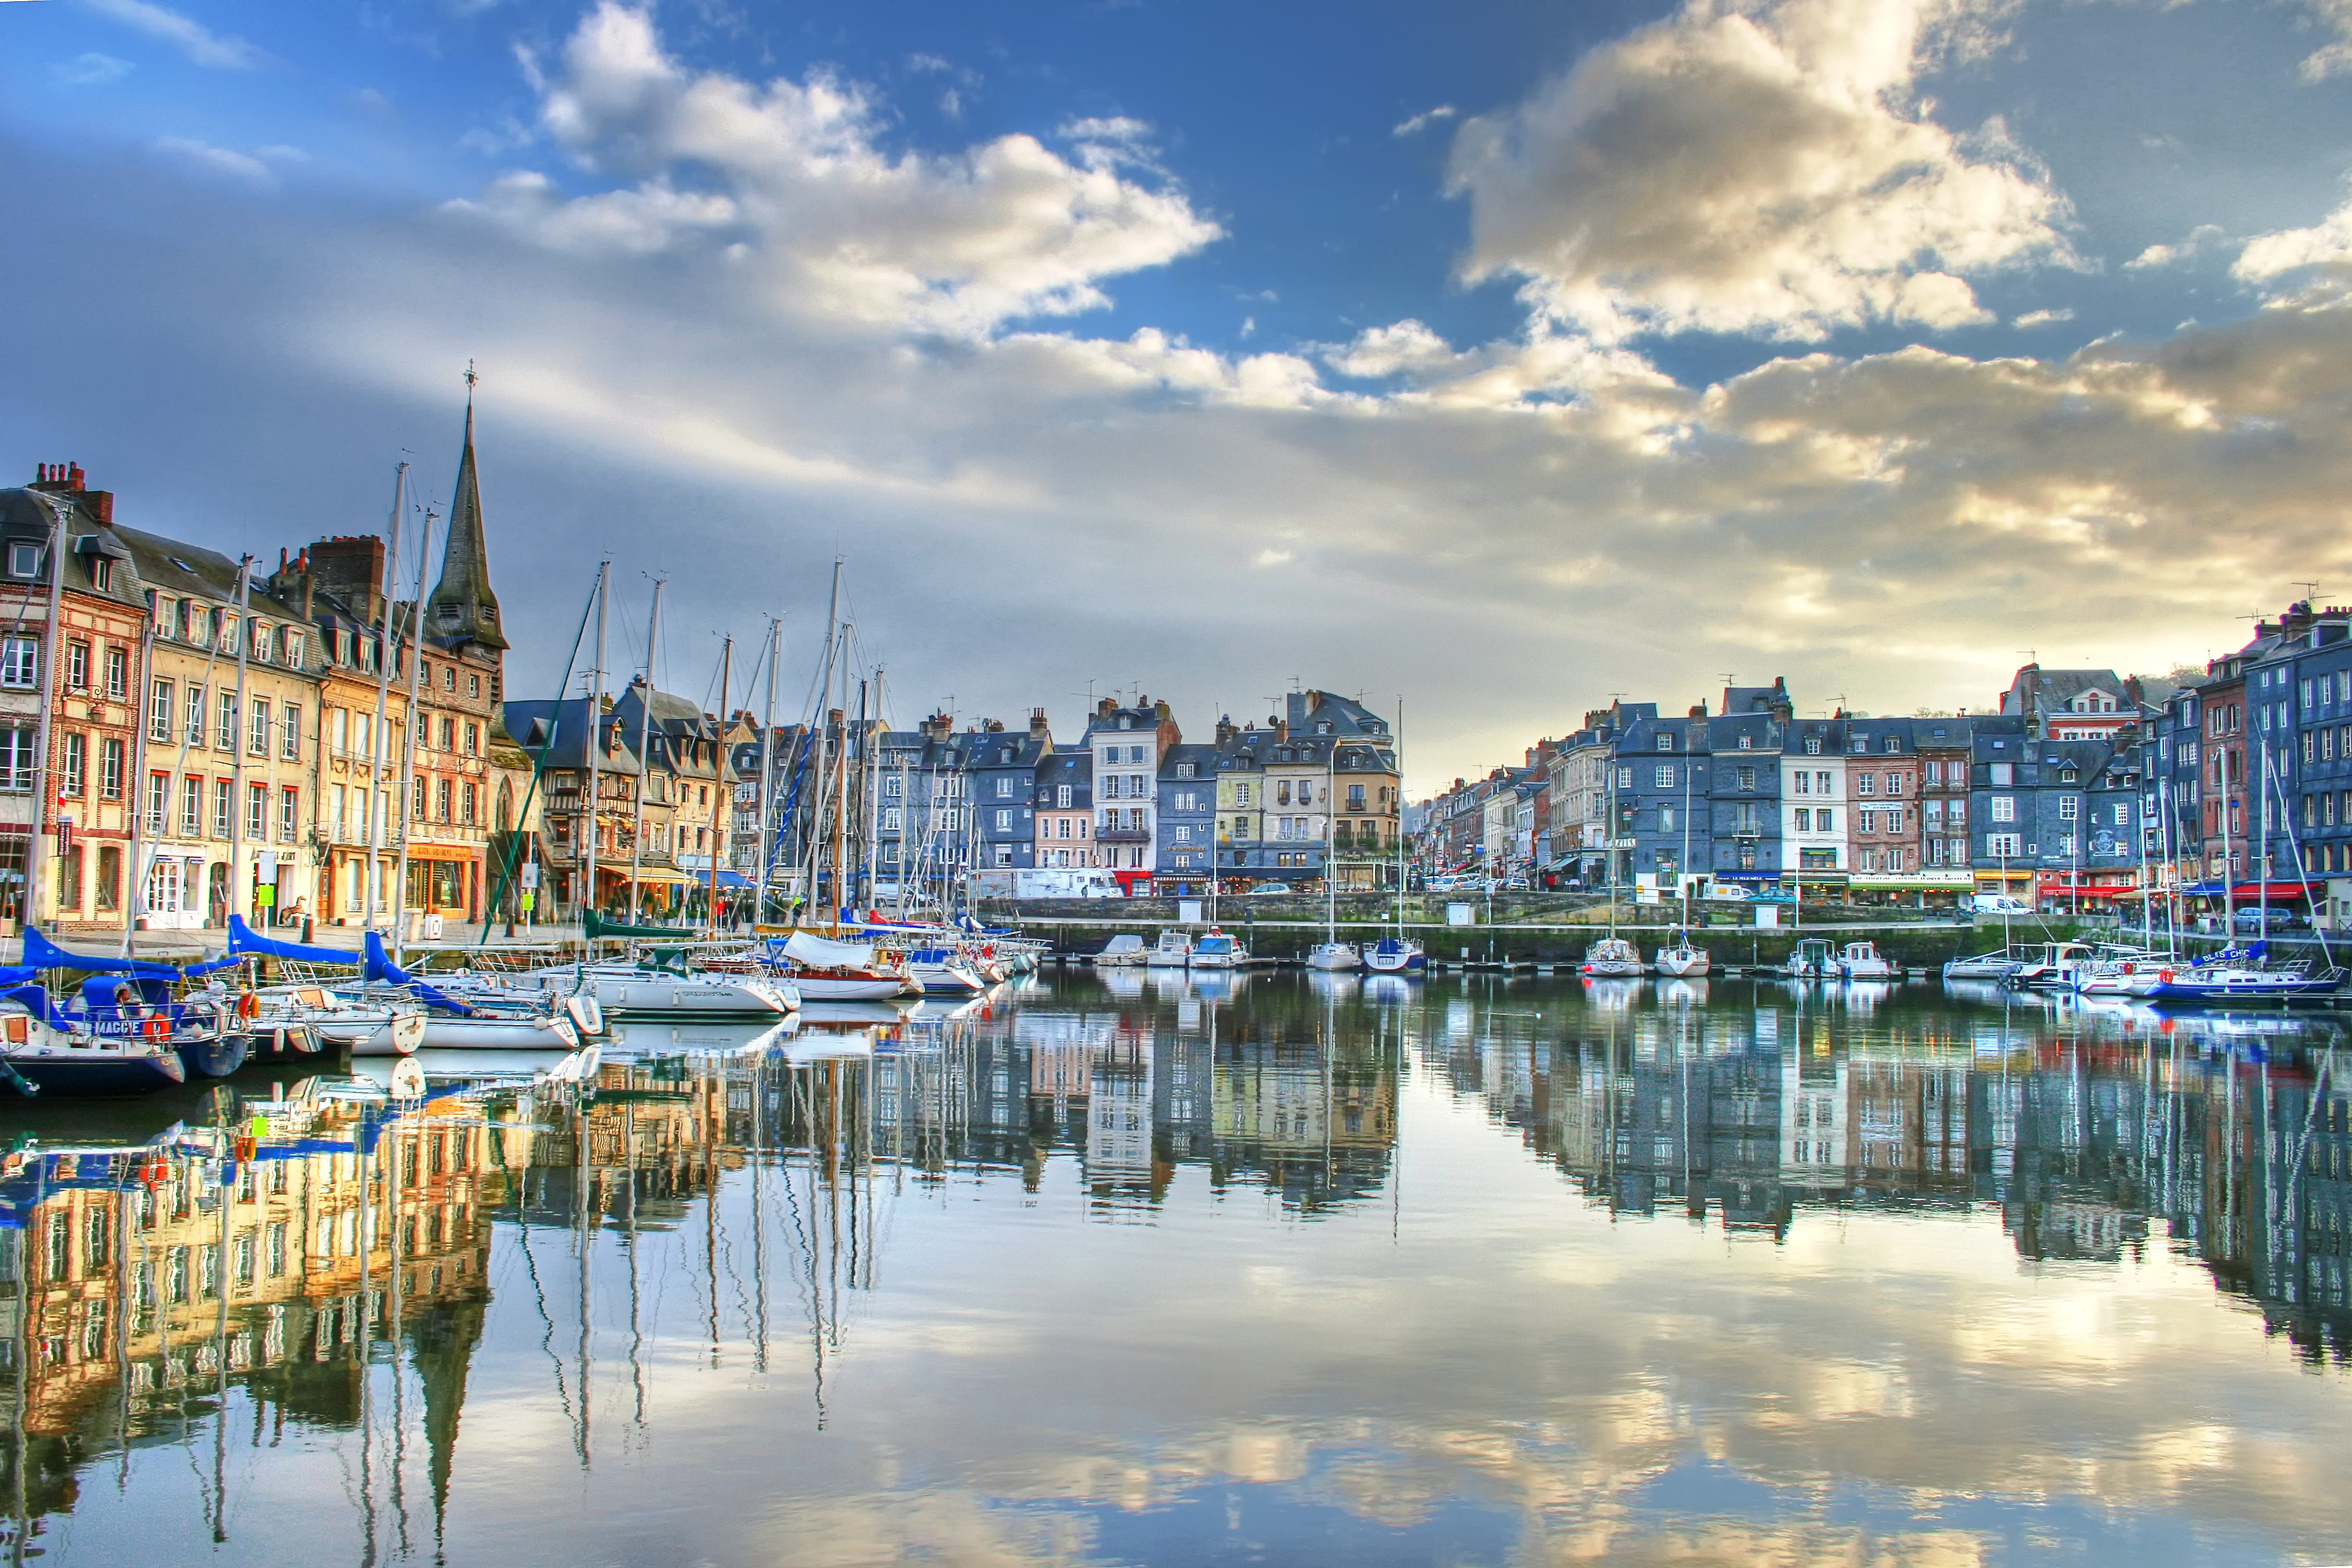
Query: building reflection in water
[[0, 976, 2346, 1558], [1448, 978, 2352, 1361]]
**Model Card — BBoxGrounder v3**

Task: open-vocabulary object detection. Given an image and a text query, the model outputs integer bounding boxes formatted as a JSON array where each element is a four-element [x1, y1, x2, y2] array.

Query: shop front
[[1848, 872, 1975, 908], [404, 844, 479, 920]]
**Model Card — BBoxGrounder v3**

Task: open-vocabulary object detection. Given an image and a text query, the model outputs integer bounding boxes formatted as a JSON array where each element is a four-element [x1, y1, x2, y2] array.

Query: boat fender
[[236, 990, 260, 1022]]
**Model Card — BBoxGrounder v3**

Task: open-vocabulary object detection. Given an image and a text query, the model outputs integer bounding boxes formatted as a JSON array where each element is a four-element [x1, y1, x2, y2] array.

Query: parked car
[[2233, 908, 2308, 933], [1498, 875, 1529, 890], [1247, 882, 1295, 897]]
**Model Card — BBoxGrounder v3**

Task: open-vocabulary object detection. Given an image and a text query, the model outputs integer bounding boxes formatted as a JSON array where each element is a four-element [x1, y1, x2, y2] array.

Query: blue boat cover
[[227, 915, 358, 967], [362, 932, 479, 1017], [25, 926, 241, 979], [6, 983, 81, 1032]]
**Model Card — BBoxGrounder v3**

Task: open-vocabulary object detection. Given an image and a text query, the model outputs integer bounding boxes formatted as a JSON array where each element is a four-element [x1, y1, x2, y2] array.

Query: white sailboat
[[1362, 699, 1423, 974]]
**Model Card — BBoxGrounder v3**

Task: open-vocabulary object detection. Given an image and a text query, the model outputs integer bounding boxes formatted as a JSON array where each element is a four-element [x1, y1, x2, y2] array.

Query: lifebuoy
[[142, 1015, 170, 1040], [2160, 969, 2175, 984]]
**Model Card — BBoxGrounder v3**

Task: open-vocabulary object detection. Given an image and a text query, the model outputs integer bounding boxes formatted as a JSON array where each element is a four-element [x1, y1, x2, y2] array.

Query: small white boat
[[1837, 941, 1897, 980], [1654, 928, 1711, 978], [1578, 936, 1647, 978], [1192, 931, 1252, 969], [522, 964, 798, 1015], [1306, 941, 1360, 971], [1943, 949, 2023, 983], [1145, 931, 1194, 968], [1784, 938, 1837, 980], [255, 986, 426, 1057], [905, 945, 989, 996], [1094, 934, 1148, 967], [1363, 936, 1425, 974]]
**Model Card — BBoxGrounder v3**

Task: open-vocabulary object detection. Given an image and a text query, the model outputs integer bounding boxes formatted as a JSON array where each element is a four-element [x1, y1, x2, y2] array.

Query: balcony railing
[[1095, 824, 1150, 842]]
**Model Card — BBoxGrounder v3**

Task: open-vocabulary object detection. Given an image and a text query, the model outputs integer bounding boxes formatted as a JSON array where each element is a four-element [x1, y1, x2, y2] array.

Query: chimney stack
[[1028, 707, 1050, 738]]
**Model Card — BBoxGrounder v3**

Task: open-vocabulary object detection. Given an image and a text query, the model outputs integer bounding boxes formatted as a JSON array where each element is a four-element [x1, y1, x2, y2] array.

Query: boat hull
[[316, 1013, 428, 1057], [1306, 946, 1360, 971], [3, 1047, 185, 1096], [175, 1036, 250, 1079], [1655, 952, 1711, 978], [792, 976, 915, 1002], [419, 1015, 581, 1049]]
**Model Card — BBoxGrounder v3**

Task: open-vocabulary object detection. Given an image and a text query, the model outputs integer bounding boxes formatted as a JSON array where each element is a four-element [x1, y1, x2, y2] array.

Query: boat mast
[[367, 484, 404, 933], [1397, 698, 1407, 943], [22, 491, 67, 934], [830, 627, 851, 927], [627, 578, 663, 928], [1680, 731, 1693, 934], [708, 634, 731, 940], [225, 555, 253, 936], [809, 560, 843, 923], [754, 616, 781, 928], [119, 610, 156, 960], [857, 672, 879, 916], [584, 561, 609, 932], [392, 508, 432, 964]]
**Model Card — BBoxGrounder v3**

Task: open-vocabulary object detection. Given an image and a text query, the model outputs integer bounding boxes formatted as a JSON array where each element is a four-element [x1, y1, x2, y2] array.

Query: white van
[[1970, 894, 2031, 915]]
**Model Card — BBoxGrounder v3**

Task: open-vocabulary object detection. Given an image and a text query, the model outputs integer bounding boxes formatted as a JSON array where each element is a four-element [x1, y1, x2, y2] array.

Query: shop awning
[[603, 865, 695, 886], [2178, 880, 2315, 900], [714, 870, 754, 890]]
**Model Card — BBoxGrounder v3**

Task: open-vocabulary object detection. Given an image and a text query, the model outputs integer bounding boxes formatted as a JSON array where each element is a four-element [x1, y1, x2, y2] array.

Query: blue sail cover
[[5, 984, 80, 1031], [23, 926, 239, 979], [227, 915, 359, 967], [362, 932, 479, 1017]]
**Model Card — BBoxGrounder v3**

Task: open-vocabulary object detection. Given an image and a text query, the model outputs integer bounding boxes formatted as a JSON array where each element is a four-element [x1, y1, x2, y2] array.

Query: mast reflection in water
[[0, 975, 2348, 1564]]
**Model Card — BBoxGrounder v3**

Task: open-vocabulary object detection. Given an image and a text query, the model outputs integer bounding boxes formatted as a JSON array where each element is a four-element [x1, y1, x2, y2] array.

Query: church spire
[[428, 364, 508, 652]]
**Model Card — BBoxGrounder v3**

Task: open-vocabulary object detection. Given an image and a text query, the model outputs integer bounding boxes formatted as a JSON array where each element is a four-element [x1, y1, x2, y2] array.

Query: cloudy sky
[[7, 0, 2352, 787]]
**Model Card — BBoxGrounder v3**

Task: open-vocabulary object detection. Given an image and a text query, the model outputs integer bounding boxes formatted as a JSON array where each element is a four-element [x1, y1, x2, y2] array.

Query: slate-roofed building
[[1156, 741, 1218, 891], [973, 712, 1053, 872], [503, 696, 642, 915], [1035, 744, 1096, 868]]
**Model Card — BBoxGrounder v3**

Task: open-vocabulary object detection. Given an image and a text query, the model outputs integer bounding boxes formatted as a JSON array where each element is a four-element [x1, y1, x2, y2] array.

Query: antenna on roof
[[2297, 581, 2322, 601]]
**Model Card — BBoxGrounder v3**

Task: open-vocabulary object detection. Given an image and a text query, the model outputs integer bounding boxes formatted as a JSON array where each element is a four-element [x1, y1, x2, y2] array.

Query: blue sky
[[10, 0, 2352, 782]]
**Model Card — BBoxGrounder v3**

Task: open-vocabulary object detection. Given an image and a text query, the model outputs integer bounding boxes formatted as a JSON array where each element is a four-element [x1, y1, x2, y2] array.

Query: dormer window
[[1118, 715, 1133, 730], [5, 544, 37, 580], [89, 558, 111, 592], [1317, 722, 1332, 734], [1658, 734, 1675, 751], [1805, 738, 1822, 755]]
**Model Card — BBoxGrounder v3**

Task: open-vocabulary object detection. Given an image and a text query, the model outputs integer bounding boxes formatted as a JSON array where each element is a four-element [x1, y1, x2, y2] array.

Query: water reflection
[[0, 976, 2344, 1563]]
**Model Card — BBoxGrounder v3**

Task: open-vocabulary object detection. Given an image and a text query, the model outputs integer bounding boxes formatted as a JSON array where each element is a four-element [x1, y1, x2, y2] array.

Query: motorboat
[[1192, 931, 1254, 969], [1654, 928, 1711, 978], [1363, 936, 1425, 974], [1784, 938, 1837, 980], [2007, 941, 2094, 990], [1943, 949, 2024, 983], [1146, 931, 1194, 968], [1837, 941, 1897, 980], [1578, 936, 1646, 978], [1095, 934, 1148, 967]]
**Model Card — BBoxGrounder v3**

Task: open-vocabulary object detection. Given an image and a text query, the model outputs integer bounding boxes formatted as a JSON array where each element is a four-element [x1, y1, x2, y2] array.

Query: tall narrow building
[[406, 393, 516, 924]]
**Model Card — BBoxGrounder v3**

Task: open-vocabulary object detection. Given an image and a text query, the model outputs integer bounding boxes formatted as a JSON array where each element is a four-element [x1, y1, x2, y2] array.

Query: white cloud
[[1392, 105, 1457, 137], [455, 4, 1218, 337], [2127, 223, 2224, 271], [2298, 0, 2352, 80], [152, 136, 274, 186], [1446, 0, 2076, 343], [2012, 307, 2073, 328], [51, 52, 131, 86], [79, 0, 271, 70], [2234, 199, 2352, 282]]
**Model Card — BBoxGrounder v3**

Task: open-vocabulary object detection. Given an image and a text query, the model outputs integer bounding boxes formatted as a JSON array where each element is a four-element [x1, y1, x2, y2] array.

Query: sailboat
[[1654, 926, 1711, 977], [1361, 700, 1423, 974], [1305, 743, 1359, 969]]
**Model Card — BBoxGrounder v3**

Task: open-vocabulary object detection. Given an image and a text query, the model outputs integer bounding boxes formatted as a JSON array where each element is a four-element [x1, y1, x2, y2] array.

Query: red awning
[[2035, 883, 2134, 897], [2227, 882, 2317, 900]]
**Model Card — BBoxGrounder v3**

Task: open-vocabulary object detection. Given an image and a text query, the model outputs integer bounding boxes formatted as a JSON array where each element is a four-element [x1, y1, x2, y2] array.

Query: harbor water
[[2, 971, 2350, 1565]]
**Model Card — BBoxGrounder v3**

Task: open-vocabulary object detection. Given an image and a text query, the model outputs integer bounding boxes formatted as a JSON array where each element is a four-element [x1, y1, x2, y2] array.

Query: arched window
[[496, 780, 514, 833]]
